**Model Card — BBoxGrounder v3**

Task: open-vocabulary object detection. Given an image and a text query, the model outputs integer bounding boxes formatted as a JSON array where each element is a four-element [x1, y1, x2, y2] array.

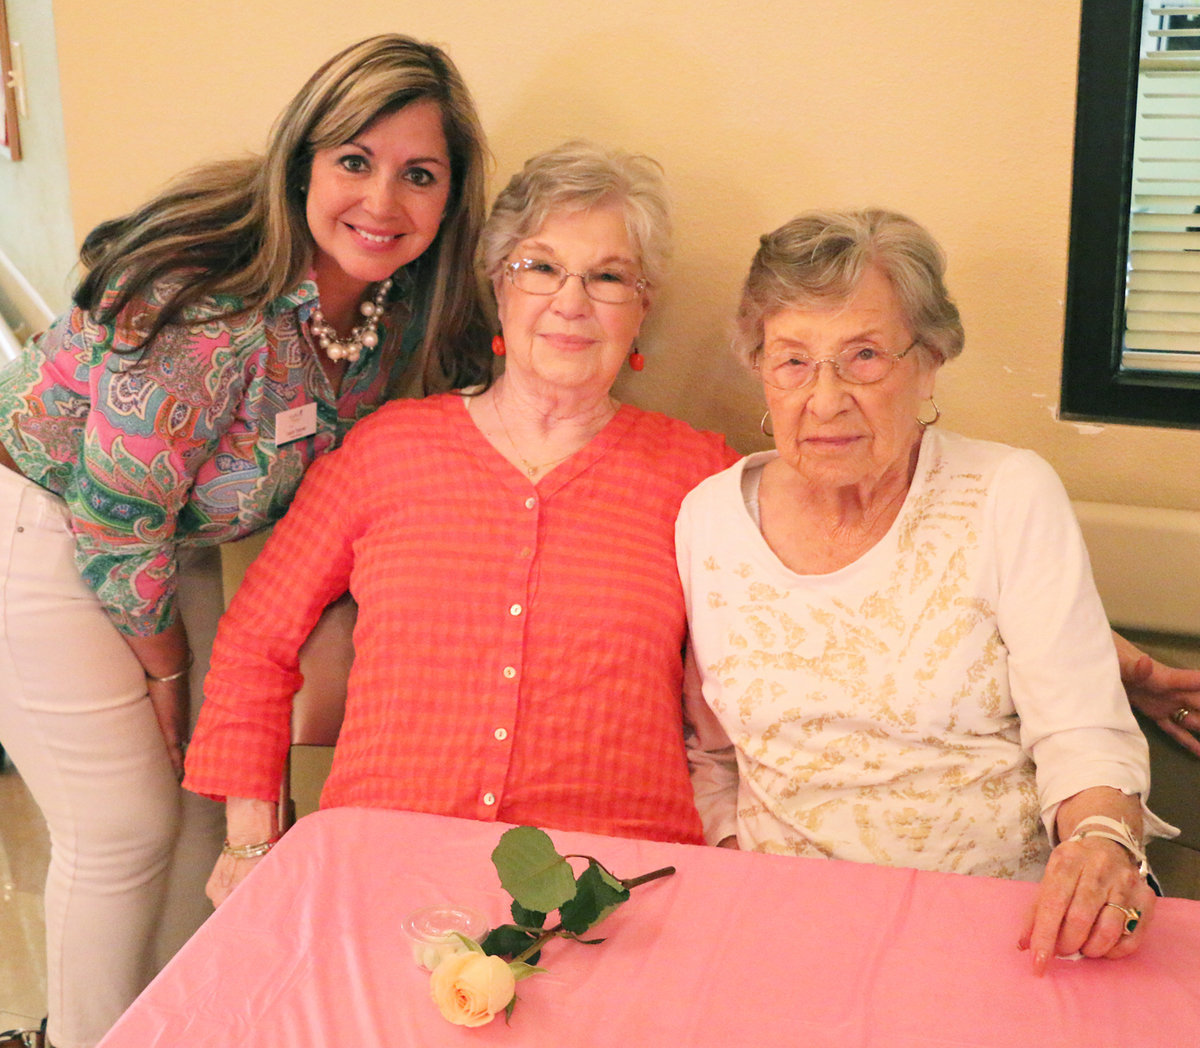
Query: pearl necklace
[[310, 278, 393, 363]]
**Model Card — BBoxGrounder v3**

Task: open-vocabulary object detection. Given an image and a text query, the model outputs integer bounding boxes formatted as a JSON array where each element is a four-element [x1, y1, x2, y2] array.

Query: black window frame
[[1061, 0, 1200, 429]]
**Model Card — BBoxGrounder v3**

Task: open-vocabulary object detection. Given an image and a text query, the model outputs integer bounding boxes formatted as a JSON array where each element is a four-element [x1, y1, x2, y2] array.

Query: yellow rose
[[430, 952, 516, 1027]]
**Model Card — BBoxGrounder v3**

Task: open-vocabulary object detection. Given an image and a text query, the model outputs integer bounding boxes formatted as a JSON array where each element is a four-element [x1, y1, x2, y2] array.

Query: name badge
[[274, 402, 318, 446]]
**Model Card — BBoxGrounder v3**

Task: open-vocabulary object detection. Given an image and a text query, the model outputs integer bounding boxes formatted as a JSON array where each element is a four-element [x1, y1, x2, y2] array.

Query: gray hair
[[733, 208, 964, 368], [479, 141, 671, 291]]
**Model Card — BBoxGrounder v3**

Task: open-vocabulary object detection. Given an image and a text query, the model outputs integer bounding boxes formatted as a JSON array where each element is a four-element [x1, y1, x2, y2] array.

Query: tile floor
[[0, 753, 49, 1033]]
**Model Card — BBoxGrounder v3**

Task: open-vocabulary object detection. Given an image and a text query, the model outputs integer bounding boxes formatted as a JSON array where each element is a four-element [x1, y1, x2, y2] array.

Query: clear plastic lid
[[402, 904, 488, 944]]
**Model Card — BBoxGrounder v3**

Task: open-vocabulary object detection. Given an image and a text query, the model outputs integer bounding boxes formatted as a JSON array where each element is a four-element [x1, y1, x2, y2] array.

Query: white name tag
[[274, 402, 318, 446]]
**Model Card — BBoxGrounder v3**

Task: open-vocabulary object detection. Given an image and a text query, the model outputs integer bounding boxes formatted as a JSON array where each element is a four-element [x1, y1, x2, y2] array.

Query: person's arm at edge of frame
[[1113, 630, 1200, 759]]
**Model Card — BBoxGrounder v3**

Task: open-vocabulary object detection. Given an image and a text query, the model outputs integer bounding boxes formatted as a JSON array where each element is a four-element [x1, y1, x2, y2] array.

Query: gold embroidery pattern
[[703, 442, 1048, 878]]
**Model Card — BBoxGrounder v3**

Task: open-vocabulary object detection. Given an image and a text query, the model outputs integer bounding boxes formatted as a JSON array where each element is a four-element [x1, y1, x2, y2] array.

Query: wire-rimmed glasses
[[503, 257, 648, 304], [756, 339, 919, 390]]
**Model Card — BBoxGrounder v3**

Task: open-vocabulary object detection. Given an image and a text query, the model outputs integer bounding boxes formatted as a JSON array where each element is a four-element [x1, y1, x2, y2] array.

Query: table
[[98, 808, 1200, 1047]]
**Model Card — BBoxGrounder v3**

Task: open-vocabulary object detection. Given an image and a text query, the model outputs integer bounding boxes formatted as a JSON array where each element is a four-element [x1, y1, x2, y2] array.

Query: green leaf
[[480, 923, 540, 960], [492, 827, 577, 913], [557, 861, 630, 934], [511, 900, 547, 929], [450, 932, 484, 953], [592, 861, 625, 894], [508, 960, 546, 983]]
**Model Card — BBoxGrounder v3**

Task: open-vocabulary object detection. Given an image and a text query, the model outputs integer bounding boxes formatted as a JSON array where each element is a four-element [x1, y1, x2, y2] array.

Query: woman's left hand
[[146, 676, 190, 780], [1019, 835, 1154, 974], [124, 620, 193, 779]]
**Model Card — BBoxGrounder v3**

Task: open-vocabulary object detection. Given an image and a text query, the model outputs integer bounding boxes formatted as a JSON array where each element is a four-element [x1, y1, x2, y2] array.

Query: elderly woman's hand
[[207, 797, 278, 908], [206, 851, 268, 908], [1113, 632, 1200, 759], [1020, 835, 1155, 974], [1019, 786, 1152, 974]]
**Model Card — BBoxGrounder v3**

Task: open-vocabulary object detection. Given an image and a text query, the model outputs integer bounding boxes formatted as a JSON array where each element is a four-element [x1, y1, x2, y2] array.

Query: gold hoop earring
[[760, 409, 775, 438], [917, 398, 941, 428]]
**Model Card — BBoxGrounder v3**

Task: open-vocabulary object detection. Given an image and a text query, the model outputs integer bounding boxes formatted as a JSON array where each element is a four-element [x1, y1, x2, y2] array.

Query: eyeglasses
[[503, 257, 648, 304], [756, 339, 919, 390]]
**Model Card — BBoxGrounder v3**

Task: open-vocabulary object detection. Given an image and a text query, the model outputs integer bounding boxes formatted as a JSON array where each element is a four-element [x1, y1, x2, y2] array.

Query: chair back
[[277, 593, 357, 834], [292, 592, 356, 746]]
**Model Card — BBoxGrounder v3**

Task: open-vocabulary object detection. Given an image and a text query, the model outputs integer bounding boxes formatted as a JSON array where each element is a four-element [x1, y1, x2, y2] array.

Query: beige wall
[[0, 0, 74, 311], [17, 0, 1200, 508]]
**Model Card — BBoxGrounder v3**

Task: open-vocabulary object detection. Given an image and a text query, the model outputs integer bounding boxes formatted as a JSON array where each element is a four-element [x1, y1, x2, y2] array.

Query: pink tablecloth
[[99, 807, 1200, 1047]]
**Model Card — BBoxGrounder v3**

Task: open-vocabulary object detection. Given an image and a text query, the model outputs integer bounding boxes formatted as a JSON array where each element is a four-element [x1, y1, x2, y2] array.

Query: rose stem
[[621, 865, 675, 890]]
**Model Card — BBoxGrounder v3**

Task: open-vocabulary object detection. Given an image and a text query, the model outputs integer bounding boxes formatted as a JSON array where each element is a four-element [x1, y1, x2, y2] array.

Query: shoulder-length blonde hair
[[76, 34, 491, 391]]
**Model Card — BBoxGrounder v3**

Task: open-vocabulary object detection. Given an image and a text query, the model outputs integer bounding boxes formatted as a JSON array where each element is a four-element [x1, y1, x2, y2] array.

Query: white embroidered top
[[678, 429, 1163, 881]]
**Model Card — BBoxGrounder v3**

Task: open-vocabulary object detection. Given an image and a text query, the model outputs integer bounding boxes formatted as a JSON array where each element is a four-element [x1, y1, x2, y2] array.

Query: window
[[1061, 0, 1200, 427]]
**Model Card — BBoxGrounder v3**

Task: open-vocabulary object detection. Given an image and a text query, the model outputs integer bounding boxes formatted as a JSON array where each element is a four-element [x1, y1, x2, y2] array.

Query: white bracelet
[[1066, 816, 1150, 878]]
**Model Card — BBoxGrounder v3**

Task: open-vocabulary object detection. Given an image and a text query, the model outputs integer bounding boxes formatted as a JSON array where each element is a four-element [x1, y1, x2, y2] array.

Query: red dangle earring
[[628, 345, 645, 371], [492, 335, 506, 357]]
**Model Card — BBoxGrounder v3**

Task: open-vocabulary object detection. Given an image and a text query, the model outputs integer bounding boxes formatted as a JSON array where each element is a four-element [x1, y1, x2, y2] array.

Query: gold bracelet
[[145, 653, 194, 683], [221, 838, 278, 860]]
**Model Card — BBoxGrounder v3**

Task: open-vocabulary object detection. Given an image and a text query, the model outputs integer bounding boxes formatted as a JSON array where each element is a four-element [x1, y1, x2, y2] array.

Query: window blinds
[[1123, 4, 1200, 372]]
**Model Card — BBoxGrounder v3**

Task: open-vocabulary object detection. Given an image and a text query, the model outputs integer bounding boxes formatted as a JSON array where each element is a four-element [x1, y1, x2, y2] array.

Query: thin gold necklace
[[491, 396, 577, 480]]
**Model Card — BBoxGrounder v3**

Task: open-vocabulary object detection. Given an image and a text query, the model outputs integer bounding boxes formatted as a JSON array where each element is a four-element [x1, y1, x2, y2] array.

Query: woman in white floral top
[[679, 208, 1174, 978]]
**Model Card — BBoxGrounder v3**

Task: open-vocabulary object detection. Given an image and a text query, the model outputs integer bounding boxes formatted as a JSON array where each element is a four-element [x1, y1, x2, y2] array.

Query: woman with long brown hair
[[0, 34, 488, 1048]]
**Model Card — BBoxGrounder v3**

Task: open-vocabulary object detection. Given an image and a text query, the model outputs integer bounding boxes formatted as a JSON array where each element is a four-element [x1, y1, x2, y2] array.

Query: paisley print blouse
[[0, 273, 414, 636]]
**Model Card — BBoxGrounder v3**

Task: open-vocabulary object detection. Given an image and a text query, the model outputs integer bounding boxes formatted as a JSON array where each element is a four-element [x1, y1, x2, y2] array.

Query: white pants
[[0, 466, 225, 1048]]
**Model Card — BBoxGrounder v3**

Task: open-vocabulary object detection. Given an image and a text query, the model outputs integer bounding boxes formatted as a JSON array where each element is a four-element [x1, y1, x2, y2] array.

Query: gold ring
[[1172, 707, 1191, 726], [1104, 901, 1142, 935]]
